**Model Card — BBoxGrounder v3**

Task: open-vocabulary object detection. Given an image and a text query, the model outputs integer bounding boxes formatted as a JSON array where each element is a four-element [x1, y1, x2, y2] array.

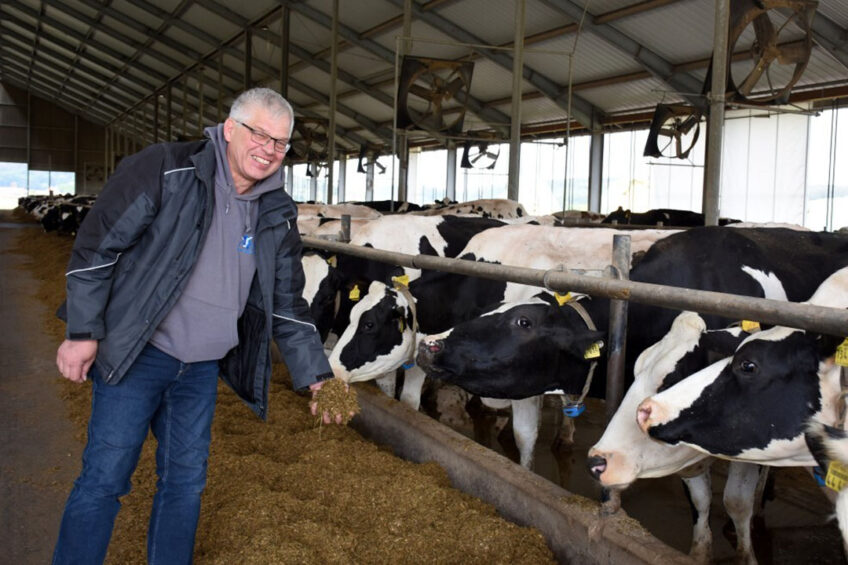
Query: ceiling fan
[[396, 56, 474, 135]]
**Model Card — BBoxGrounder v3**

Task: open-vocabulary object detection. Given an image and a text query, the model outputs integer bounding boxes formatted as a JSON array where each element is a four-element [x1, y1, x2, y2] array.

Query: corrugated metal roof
[[1, 0, 846, 157]]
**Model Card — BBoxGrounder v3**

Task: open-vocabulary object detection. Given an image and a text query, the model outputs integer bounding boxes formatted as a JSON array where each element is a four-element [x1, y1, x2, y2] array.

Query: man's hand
[[56, 339, 98, 384], [309, 379, 350, 425]]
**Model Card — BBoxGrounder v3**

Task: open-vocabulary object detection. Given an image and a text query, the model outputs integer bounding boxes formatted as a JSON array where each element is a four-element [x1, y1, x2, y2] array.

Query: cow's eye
[[516, 316, 532, 329], [362, 320, 375, 331], [738, 359, 758, 374]]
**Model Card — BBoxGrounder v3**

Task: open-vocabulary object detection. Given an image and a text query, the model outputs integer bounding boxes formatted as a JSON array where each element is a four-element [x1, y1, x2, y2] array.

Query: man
[[53, 88, 342, 564]]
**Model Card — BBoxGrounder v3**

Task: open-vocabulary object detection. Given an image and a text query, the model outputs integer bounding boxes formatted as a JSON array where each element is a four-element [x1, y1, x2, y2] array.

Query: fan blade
[[777, 41, 810, 65], [752, 12, 777, 49], [737, 62, 767, 97], [445, 77, 467, 97], [409, 83, 439, 102]]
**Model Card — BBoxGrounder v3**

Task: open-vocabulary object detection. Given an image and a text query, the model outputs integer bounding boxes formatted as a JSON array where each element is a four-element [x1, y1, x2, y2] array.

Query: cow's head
[[636, 327, 842, 465], [416, 294, 605, 399], [636, 266, 848, 465], [329, 281, 416, 383], [587, 312, 749, 488]]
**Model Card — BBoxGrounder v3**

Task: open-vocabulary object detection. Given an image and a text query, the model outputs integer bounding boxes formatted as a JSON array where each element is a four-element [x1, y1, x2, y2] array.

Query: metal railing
[[303, 227, 848, 416]]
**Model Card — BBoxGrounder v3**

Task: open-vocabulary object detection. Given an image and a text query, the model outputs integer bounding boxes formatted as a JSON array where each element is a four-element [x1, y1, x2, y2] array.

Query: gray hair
[[229, 88, 295, 136]]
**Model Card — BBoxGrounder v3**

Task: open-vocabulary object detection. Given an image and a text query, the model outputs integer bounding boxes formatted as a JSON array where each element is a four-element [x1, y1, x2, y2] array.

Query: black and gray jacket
[[59, 139, 331, 418]]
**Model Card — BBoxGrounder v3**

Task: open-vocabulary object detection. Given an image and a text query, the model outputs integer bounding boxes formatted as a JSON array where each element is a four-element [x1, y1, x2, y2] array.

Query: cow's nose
[[586, 454, 607, 480], [636, 399, 658, 432], [418, 339, 443, 357]]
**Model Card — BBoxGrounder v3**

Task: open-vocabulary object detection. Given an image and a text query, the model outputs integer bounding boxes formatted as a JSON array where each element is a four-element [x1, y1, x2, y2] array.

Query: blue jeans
[[53, 344, 219, 565]]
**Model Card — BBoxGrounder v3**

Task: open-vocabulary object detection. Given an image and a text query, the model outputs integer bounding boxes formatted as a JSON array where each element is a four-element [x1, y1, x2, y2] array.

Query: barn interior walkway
[[2, 206, 846, 564], [0, 211, 82, 564]]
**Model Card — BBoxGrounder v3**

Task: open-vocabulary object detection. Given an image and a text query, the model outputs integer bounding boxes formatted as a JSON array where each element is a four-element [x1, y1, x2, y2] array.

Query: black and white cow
[[635, 266, 848, 467], [414, 227, 848, 470], [330, 224, 674, 388], [587, 311, 765, 564], [635, 267, 848, 553], [410, 198, 527, 220], [343, 200, 423, 213], [417, 227, 848, 402], [329, 225, 675, 466], [297, 202, 384, 220], [806, 420, 848, 551], [602, 206, 740, 227], [303, 214, 506, 344]]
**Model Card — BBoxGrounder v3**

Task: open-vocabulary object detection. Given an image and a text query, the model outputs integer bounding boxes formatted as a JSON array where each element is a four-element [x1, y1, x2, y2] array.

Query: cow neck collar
[[564, 299, 599, 406]]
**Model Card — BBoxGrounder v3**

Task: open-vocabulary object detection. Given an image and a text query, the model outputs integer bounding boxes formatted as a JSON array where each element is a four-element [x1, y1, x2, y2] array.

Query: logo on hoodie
[[239, 234, 255, 255]]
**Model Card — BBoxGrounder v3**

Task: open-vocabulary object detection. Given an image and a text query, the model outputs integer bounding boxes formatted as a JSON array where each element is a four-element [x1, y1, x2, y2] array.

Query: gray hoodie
[[150, 124, 286, 363]]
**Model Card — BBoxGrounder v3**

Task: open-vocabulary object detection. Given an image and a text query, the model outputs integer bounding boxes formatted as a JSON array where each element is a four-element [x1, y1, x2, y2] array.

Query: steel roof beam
[[0, 33, 141, 114], [192, 2, 396, 138], [384, 0, 601, 130], [806, 9, 848, 72], [96, 0, 382, 148], [281, 0, 512, 137], [1, 63, 117, 124], [1, 16, 155, 103], [0, 43, 136, 112], [541, 0, 706, 109], [2, 2, 170, 87]]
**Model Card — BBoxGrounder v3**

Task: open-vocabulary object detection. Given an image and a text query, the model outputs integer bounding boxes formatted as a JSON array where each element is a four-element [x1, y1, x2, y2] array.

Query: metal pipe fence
[[302, 235, 848, 337]]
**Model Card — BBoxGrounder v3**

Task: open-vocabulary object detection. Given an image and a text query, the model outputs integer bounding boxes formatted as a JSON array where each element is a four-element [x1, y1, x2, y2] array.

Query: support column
[[446, 140, 457, 201], [218, 54, 224, 121], [587, 129, 604, 213], [327, 0, 338, 204], [507, 0, 526, 202], [197, 68, 205, 133], [309, 165, 318, 201], [280, 7, 290, 98], [153, 94, 159, 143], [73, 115, 79, 193], [166, 86, 172, 141], [337, 154, 347, 203], [244, 29, 252, 90], [365, 161, 375, 201], [702, 0, 730, 226], [395, 0, 413, 207]]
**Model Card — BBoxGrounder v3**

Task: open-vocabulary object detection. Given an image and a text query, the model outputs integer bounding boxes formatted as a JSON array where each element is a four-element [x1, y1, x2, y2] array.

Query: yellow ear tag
[[826, 460, 848, 491], [554, 292, 572, 306], [836, 338, 848, 367], [392, 274, 410, 287], [348, 285, 360, 301], [741, 320, 760, 332], [398, 318, 405, 332], [584, 342, 601, 360], [327, 255, 337, 268]]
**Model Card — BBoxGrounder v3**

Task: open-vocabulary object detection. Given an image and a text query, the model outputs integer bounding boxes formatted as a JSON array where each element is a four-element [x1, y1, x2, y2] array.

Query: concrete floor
[[0, 213, 82, 564]]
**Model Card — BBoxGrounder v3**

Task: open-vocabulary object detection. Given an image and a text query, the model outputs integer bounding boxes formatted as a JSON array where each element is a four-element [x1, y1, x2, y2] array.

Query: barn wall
[[0, 81, 106, 195]]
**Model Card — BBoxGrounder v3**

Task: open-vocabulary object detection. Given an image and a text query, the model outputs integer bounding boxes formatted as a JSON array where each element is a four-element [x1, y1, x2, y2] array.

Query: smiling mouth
[[252, 155, 271, 165]]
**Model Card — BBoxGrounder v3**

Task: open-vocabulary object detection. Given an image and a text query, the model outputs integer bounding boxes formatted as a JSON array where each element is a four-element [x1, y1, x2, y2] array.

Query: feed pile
[[13, 224, 555, 564]]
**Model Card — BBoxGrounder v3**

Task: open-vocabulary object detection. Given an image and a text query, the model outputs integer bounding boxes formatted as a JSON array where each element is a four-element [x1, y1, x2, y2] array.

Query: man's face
[[223, 104, 292, 193]]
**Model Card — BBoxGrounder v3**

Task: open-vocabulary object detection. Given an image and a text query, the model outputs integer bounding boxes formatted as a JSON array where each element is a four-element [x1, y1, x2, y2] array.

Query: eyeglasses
[[235, 120, 290, 153]]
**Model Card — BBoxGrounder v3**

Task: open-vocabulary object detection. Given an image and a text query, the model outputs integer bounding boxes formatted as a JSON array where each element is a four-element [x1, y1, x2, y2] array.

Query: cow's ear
[[817, 333, 845, 361], [554, 329, 606, 360]]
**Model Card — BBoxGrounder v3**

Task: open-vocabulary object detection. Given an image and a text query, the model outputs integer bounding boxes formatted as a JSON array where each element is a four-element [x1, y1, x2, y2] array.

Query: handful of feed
[[311, 378, 360, 425]]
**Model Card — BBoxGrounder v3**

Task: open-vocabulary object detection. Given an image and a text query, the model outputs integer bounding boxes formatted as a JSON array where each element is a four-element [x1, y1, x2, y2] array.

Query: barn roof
[[2, 0, 846, 157]]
